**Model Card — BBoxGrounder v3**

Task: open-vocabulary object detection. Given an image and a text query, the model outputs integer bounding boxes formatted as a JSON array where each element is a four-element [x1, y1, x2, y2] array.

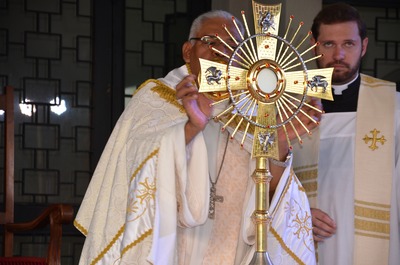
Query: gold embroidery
[[186, 63, 192, 74], [120, 229, 153, 258], [271, 171, 294, 216], [83, 150, 160, 264], [133, 79, 155, 96], [133, 78, 185, 112], [136, 177, 156, 203], [354, 205, 390, 221], [129, 149, 159, 183], [354, 200, 390, 236], [277, 171, 315, 258], [292, 211, 312, 239], [127, 177, 156, 222], [76, 211, 149, 264], [355, 199, 391, 209], [293, 174, 307, 193], [362, 75, 376, 84], [361, 74, 393, 86], [362, 128, 386, 150], [128, 149, 158, 222], [300, 182, 317, 194], [295, 168, 318, 181], [270, 227, 306, 265], [355, 231, 390, 240], [90, 225, 126, 265], [151, 81, 185, 113], [354, 219, 390, 235], [295, 168, 318, 197], [90, 148, 161, 264], [297, 185, 306, 192], [73, 220, 88, 236], [293, 163, 318, 171]]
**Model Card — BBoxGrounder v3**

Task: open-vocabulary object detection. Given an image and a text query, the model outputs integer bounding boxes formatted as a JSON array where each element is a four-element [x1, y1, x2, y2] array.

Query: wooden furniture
[[0, 86, 74, 265]]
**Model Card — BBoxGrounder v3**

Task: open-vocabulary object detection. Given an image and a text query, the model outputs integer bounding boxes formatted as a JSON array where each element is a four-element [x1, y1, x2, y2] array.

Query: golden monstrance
[[198, 1, 334, 264]]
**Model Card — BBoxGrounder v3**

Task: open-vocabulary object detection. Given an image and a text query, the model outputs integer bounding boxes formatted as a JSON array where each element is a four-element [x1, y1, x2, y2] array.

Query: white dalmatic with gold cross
[[315, 75, 400, 265]]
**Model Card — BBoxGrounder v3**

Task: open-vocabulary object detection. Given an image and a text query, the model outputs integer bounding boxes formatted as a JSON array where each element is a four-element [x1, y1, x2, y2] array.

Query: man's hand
[[311, 208, 337, 242], [176, 74, 213, 144]]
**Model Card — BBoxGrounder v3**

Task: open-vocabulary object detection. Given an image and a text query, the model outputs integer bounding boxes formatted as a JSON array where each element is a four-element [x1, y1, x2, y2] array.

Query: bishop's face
[[313, 21, 368, 85], [182, 17, 241, 77]]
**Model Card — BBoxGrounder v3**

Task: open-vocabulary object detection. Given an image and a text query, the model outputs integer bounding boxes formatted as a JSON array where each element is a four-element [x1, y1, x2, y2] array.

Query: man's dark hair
[[311, 2, 367, 41]]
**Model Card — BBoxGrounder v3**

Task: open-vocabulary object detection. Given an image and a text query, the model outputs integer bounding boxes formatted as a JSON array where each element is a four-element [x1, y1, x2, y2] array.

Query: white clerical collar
[[332, 74, 359, 95]]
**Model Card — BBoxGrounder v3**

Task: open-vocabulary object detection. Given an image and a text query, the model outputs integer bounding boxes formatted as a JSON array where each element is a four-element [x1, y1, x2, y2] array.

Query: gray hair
[[188, 10, 245, 40]]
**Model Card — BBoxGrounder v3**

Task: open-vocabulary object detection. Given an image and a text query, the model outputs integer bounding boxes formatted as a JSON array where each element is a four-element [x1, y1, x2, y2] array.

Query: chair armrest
[[4, 204, 74, 265], [4, 204, 74, 233]]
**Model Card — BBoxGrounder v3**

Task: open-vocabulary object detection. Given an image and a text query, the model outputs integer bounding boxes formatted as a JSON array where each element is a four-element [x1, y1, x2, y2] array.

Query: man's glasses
[[189, 35, 236, 49]]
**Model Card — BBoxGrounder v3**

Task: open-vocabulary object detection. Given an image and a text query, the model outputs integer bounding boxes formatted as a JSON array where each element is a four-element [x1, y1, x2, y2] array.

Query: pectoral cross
[[208, 183, 224, 219]]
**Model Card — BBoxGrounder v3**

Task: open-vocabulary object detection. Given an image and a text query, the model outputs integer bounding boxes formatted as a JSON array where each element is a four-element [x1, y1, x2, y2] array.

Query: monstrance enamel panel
[[198, 1, 334, 160]]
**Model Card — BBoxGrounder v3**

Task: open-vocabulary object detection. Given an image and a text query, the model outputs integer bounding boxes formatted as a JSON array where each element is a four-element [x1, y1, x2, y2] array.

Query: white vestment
[[297, 75, 400, 265], [74, 65, 316, 265]]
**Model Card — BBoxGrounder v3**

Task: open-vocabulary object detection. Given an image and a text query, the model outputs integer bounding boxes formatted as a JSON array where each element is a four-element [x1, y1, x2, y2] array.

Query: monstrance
[[197, 1, 334, 264]]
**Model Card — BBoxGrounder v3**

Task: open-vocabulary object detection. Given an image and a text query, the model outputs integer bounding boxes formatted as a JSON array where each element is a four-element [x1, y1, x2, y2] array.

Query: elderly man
[[75, 10, 319, 265]]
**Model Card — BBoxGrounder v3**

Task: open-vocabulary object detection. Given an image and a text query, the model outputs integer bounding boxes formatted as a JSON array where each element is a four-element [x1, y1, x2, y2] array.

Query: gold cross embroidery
[[362, 128, 386, 151]]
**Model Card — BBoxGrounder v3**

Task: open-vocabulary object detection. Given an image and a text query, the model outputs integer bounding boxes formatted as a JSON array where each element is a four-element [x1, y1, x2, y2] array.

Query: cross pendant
[[208, 184, 224, 219]]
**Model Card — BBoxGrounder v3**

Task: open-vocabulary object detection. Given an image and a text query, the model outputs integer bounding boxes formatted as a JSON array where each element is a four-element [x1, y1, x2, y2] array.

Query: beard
[[316, 56, 362, 85]]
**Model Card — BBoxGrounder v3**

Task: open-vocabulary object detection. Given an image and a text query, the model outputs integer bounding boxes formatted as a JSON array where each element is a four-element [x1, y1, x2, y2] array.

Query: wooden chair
[[0, 86, 74, 265]]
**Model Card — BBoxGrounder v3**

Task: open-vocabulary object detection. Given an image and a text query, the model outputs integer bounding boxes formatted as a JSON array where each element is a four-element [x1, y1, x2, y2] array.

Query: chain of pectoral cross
[[208, 131, 230, 219]]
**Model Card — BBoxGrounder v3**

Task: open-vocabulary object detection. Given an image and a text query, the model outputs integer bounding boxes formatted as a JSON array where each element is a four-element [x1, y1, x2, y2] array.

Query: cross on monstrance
[[197, 1, 334, 264]]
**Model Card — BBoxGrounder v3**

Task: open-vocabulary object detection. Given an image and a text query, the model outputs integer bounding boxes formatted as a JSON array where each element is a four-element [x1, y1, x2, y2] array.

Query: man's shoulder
[[134, 64, 188, 96], [135, 78, 164, 93], [133, 78, 184, 113], [133, 78, 175, 98], [360, 74, 395, 86], [360, 74, 400, 96]]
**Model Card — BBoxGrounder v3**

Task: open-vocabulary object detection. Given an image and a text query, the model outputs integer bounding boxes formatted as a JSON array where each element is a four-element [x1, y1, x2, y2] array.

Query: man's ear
[[182, 41, 192, 63], [361, 37, 368, 58]]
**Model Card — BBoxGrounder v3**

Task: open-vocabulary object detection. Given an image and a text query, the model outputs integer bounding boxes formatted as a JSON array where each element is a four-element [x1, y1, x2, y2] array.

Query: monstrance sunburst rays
[[198, 1, 334, 160]]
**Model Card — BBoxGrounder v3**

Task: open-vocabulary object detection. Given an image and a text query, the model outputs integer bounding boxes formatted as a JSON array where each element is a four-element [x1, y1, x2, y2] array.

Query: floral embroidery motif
[[291, 211, 312, 239], [284, 198, 314, 252], [127, 177, 156, 222], [137, 177, 156, 203]]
